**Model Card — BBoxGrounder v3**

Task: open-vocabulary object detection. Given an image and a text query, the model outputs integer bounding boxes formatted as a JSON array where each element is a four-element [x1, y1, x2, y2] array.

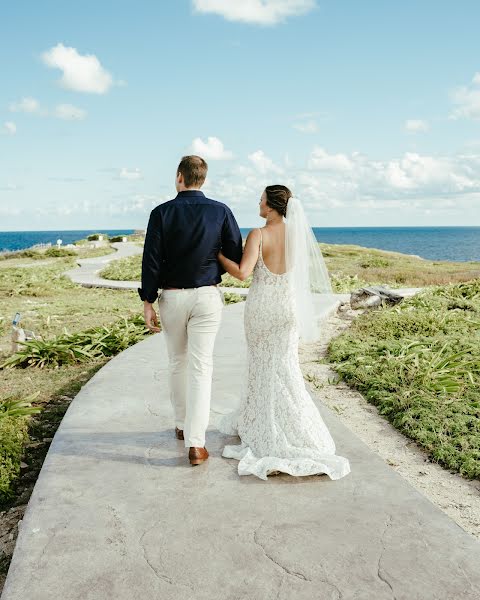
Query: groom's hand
[[143, 301, 161, 333]]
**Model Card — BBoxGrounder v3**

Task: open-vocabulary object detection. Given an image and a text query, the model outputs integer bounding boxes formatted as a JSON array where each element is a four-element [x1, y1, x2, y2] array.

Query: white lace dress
[[218, 230, 351, 481]]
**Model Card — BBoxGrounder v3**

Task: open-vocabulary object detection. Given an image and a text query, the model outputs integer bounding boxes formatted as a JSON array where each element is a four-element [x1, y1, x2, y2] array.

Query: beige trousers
[[157, 286, 224, 448]]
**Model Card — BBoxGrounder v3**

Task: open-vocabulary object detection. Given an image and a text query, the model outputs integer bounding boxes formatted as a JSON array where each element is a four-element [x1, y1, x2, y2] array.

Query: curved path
[[1, 300, 480, 599], [64, 241, 145, 292], [64, 241, 250, 296]]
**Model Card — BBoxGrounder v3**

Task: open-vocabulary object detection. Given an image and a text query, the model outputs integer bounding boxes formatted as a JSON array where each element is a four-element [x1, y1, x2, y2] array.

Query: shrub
[[45, 247, 77, 257], [0, 249, 43, 261], [0, 415, 30, 503], [223, 292, 245, 305], [0, 393, 42, 501], [221, 273, 252, 288], [359, 256, 392, 268]]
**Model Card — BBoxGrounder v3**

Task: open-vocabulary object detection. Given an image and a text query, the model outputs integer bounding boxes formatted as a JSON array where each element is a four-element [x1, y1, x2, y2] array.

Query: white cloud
[[9, 97, 43, 114], [8, 97, 86, 121], [119, 167, 143, 180], [54, 104, 87, 120], [204, 146, 480, 224], [308, 146, 354, 171], [41, 43, 114, 94], [450, 72, 480, 120], [248, 150, 283, 174], [306, 147, 479, 197], [192, 0, 316, 25], [293, 119, 318, 133], [2, 121, 16, 135], [190, 136, 233, 160], [405, 119, 429, 133]]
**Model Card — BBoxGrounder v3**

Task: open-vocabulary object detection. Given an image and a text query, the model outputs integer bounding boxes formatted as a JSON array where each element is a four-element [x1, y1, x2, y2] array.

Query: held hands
[[143, 302, 161, 333]]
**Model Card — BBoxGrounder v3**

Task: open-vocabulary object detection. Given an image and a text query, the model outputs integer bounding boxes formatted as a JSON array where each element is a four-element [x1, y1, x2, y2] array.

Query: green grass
[[0, 242, 116, 263], [0, 258, 79, 297], [99, 255, 140, 281], [321, 243, 480, 288], [98, 242, 480, 292], [325, 278, 480, 479]]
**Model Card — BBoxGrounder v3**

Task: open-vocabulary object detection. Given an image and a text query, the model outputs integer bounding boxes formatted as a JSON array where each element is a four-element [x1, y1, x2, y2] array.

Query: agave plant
[[0, 315, 150, 369], [382, 338, 478, 395], [0, 391, 42, 419]]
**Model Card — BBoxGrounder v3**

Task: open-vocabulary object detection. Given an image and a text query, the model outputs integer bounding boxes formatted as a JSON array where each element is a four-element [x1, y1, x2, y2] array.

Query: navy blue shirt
[[138, 190, 243, 303]]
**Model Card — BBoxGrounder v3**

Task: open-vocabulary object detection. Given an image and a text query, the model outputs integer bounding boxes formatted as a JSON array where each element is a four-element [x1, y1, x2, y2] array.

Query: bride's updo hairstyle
[[265, 185, 293, 217]]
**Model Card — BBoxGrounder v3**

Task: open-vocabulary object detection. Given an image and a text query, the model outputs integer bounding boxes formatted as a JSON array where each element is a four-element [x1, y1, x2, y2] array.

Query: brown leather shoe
[[175, 427, 184, 440], [189, 446, 209, 466]]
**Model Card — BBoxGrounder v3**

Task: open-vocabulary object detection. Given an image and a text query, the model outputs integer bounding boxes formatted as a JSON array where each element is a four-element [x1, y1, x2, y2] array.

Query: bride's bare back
[[259, 222, 286, 275]]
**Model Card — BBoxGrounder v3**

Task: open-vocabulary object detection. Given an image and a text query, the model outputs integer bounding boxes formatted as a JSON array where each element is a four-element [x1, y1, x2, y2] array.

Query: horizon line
[[2, 225, 480, 233]]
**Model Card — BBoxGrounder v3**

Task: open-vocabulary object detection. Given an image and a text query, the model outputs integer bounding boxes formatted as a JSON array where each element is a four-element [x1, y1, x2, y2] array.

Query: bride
[[217, 185, 351, 481]]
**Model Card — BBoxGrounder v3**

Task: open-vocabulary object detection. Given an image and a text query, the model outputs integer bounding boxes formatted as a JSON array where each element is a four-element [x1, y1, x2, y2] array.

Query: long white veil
[[285, 196, 333, 343]]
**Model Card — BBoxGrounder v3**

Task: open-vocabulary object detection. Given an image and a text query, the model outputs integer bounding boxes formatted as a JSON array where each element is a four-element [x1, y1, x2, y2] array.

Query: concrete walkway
[[64, 241, 250, 296], [2, 300, 480, 599]]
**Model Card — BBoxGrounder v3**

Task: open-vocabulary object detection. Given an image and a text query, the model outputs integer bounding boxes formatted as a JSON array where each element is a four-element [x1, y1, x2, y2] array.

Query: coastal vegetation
[[98, 243, 480, 291], [325, 278, 480, 479], [0, 240, 117, 262]]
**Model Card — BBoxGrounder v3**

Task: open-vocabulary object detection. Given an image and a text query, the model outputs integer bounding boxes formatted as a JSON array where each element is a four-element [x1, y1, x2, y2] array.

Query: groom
[[138, 155, 243, 465]]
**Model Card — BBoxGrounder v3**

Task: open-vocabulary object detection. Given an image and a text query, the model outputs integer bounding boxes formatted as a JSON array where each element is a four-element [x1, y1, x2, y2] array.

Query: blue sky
[[1, 0, 480, 230]]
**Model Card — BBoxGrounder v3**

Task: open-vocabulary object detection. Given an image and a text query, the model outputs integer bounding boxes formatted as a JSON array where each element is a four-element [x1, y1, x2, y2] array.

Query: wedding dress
[[218, 229, 351, 481]]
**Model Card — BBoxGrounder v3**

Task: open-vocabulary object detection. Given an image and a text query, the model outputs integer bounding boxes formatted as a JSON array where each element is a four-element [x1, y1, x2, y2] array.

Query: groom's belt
[[163, 284, 218, 290]]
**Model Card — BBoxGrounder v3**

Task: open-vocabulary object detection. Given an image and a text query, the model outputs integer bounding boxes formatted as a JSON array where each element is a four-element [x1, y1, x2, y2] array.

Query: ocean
[[0, 230, 135, 253], [242, 226, 480, 262], [0, 227, 479, 262]]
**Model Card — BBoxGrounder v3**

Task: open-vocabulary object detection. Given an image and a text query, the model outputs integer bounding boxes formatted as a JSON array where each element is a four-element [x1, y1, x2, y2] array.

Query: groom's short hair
[[177, 155, 208, 188]]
